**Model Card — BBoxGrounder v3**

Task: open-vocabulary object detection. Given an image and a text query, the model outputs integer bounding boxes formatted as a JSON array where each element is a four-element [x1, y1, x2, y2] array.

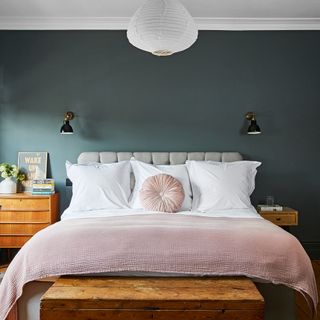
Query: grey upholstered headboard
[[77, 152, 243, 165]]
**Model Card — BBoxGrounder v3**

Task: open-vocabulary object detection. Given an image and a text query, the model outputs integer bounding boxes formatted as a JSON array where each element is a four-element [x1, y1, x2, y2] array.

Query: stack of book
[[32, 179, 55, 195], [257, 204, 283, 211]]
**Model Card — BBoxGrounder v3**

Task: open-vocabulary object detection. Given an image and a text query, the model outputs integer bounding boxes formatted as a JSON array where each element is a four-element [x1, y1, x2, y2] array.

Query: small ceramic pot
[[0, 177, 17, 194]]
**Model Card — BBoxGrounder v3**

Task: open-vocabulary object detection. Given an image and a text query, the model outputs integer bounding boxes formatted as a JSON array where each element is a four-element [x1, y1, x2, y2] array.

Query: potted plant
[[0, 163, 25, 194]]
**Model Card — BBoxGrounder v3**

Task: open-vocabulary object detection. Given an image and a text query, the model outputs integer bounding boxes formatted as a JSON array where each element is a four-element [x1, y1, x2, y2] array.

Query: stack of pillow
[[65, 158, 261, 214]]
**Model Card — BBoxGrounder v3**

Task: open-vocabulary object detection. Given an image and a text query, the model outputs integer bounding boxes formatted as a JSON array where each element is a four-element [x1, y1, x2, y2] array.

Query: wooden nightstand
[[257, 207, 298, 226], [0, 193, 59, 248]]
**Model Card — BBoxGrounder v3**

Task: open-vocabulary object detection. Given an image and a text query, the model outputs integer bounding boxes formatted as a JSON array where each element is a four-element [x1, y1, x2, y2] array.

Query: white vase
[[0, 177, 17, 194]]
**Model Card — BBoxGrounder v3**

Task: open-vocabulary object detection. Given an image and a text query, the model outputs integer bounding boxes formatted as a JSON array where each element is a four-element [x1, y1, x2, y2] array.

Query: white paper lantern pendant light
[[127, 0, 198, 56]]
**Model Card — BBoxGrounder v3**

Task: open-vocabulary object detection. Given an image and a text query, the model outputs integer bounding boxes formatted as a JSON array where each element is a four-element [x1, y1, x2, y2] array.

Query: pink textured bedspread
[[0, 214, 318, 319]]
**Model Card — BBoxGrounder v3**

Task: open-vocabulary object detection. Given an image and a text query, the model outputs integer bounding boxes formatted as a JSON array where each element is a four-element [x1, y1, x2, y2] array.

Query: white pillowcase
[[130, 159, 192, 211], [186, 161, 261, 212], [66, 161, 131, 211]]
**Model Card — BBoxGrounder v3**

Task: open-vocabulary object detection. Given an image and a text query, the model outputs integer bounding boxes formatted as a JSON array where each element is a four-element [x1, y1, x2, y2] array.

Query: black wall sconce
[[245, 112, 261, 135], [60, 111, 74, 134]]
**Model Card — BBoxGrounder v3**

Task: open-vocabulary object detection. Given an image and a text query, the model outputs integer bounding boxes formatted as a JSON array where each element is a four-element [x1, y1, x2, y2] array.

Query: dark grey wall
[[0, 31, 319, 255]]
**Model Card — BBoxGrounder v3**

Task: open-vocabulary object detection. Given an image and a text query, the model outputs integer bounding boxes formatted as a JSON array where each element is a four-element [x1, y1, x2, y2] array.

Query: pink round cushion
[[139, 174, 185, 213]]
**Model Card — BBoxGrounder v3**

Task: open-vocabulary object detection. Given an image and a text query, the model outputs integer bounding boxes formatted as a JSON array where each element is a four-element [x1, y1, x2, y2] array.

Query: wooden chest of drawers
[[40, 277, 264, 320], [0, 193, 59, 248]]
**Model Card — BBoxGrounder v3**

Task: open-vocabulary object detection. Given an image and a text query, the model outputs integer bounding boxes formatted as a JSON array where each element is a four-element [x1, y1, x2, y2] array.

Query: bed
[[0, 151, 317, 320]]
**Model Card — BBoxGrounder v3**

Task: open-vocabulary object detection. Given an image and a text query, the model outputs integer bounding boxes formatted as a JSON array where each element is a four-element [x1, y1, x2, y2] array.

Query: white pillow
[[130, 159, 192, 211], [186, 160, 261, 212], [66, 161, 131, 211]]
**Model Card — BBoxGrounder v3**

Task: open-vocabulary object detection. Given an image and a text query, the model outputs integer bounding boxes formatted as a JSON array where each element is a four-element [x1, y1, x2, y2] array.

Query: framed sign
[[18, 152, 48, 192]]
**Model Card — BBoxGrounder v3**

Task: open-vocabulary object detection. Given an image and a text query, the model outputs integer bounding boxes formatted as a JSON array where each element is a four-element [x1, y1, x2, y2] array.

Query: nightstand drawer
[[0, 223, 50, 235], [261, 213, 297, 226], [0, 198, 49, 211], [0, 236, 32, 247], [0, 211, 51, 223]]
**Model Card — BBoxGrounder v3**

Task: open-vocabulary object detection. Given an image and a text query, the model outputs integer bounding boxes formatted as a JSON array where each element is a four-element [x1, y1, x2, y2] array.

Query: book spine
[[32, 185, 54, 189], [32, 188, 55, 192], [32, 191, 55, 195], [32, 179, 54, 184]]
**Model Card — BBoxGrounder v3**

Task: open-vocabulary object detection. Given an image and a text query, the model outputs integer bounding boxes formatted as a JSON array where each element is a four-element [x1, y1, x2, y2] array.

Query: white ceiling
[[0, 0, 320, 30]]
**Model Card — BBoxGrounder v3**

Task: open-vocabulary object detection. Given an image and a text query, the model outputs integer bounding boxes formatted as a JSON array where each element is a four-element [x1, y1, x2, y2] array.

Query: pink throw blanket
[[0, 214, 318, 319]]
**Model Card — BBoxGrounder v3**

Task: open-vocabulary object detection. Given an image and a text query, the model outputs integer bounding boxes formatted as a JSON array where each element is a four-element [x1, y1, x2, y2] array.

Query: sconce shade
[[127, 0, 198, 56], [245, 112, 261, 135], [60, 121, 73, 134], [60, 111, 74, 135], [247, 120, 261, 135]]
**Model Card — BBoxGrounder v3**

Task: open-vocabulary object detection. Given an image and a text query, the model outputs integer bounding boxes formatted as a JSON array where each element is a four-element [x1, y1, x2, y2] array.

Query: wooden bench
[[40, 276, 264, 320]]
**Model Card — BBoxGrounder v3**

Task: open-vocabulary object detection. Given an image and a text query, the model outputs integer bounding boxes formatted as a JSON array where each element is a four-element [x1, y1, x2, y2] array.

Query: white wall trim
[[196, 17, 320, 30], [0, 17, 130, 30], [1, 17, 320, 30]]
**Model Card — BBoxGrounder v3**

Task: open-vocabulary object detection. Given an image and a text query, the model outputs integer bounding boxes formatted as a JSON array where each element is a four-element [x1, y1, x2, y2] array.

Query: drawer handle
[[0, 205, 2, 210], [276, 217, 281, 221]]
